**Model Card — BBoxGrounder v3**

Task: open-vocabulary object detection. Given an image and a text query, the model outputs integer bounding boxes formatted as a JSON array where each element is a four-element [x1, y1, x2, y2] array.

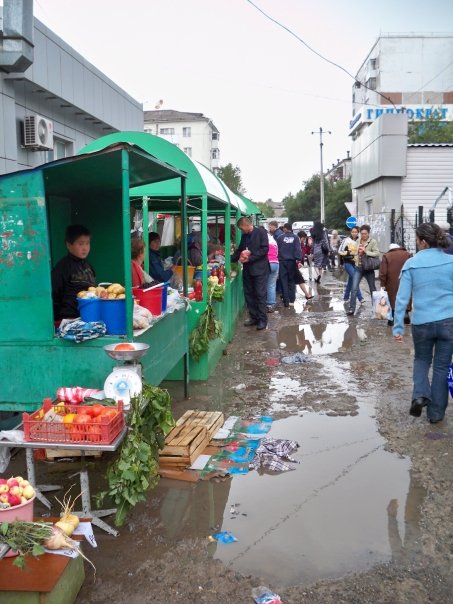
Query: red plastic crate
[[23, 400, 124, 445]]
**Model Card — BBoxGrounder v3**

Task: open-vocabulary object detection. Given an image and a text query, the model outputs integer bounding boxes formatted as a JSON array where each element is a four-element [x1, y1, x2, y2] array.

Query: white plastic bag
[[372, 289, 392, 320]]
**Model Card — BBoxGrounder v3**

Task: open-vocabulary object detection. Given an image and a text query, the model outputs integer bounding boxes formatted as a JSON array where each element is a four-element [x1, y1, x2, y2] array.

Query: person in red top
[[131, 238, 146, 287]]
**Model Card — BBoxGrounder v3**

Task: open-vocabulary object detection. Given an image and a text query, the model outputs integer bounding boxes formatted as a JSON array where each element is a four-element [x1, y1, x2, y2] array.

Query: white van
[[292, 221, 313, 233]]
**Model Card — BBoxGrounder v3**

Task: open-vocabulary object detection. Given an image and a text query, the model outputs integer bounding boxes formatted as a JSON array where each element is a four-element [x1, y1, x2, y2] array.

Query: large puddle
[[156, 408, 423, 585], [277, 321, 361, 354]]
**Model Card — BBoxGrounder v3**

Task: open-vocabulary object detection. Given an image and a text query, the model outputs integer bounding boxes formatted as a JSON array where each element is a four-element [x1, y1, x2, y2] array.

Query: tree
[[216, 163, 246, 194], [254, 201, 275, 217], [282, 174, 351, 231], [408, 112, 453, 144]]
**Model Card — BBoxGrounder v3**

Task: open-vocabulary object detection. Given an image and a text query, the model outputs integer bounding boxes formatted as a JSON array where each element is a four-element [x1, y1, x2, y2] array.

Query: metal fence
[[390, 205, 452, 254]]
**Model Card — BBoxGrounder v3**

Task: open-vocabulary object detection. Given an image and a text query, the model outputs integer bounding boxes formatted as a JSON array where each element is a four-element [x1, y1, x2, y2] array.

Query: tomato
[[70, 413, 92, 441], [114, 343, 135, 351], [77, 407, 94, 417], [73, 414, 92, 425], [87, 424, 102, 443], [100, 408, 118, 421], [91, 404, 105, 418]]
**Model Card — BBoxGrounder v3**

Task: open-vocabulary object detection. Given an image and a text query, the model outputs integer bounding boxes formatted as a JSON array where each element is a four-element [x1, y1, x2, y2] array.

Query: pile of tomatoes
[[62, 404, 119, 443]]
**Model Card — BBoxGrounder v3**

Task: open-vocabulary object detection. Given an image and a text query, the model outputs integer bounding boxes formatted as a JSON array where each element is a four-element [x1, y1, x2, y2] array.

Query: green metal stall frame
[[79, 132, 247, 381], [0, 143, 188, 411]]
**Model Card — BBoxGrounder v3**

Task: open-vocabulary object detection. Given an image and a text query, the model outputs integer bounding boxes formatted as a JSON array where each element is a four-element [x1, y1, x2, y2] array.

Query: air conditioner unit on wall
[[23, 114, 54, 150]]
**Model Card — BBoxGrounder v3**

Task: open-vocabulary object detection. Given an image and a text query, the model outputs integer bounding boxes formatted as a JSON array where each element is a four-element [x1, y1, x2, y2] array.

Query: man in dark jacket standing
[[231, 217, 269, 330], [277, 223, 302, 307], [268, 220, 283, 241]]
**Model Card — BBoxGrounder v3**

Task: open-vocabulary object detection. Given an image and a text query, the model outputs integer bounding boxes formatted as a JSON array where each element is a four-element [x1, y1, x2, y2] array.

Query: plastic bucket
[[174, 265, 195, 283], [78, 297, 101, 322], [133, 286, 162, 316], [0, 495, 35, 557], [100, 299, 126, 334]]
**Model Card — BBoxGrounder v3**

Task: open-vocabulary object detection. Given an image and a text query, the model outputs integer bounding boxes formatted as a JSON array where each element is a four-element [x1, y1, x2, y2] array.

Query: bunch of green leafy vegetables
[[96, 384, 175, 527]]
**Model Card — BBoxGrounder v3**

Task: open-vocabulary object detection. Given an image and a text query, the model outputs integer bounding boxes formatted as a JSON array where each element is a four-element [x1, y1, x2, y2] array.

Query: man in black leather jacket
[[231, 217, 269, 330]]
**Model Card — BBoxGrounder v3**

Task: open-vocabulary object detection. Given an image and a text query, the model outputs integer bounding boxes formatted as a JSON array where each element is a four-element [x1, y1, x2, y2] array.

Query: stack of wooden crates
[[159, 410, 224, 471]]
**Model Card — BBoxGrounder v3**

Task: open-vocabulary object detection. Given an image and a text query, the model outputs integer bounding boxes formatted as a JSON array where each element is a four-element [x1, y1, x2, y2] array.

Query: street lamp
[[311, 127, 331, 224]]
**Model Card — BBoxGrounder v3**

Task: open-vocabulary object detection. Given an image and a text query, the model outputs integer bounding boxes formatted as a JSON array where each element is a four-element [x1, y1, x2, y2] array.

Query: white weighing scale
[[103, 343, 150, 407]]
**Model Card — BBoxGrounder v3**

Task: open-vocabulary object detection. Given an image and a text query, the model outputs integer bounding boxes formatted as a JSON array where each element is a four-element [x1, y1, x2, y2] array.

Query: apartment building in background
[[325, 152, 352, 183], [144, 110, 220, 171], [0, 0, 143, 175], [349, 33, 453, 138]]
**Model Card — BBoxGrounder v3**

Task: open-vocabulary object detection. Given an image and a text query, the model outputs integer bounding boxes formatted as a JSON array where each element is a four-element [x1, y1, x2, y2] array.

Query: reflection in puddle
[[278, 321, 359, 354], [268, 374, 308, 403], [213, 412, 423, 585], [295, 294, 346, 314]]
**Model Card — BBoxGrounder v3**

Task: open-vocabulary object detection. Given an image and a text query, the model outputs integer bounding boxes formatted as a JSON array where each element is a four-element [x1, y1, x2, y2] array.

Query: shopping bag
[[448, 362, 453, 398], [372, 289, 392, 320]]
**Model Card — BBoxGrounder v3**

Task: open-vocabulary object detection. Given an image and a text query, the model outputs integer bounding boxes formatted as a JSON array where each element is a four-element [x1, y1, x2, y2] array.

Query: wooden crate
[[159, 410, 224, 471], [159, 424, 209, 467], [175, 410, 224, 439]]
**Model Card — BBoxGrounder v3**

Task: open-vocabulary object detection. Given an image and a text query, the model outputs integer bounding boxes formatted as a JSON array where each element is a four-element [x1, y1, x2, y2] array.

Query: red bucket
[[132, 285, 163, 316]]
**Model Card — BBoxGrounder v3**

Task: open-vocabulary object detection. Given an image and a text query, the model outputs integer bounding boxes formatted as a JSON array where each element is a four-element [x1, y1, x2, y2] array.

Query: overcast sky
[[28, 0, 453, 201]]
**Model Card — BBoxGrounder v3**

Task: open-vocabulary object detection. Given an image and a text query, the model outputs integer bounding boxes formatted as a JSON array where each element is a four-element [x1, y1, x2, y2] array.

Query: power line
[[244, 0, 396, 109]]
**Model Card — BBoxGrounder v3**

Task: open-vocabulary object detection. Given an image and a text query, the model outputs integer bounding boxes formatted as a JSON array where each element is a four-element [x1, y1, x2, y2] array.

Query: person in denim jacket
[[393, 223, 453, 423]]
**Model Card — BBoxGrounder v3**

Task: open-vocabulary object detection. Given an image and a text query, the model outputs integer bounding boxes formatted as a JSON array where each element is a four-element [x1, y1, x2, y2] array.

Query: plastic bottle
[[211, 266, 218, 277], [218, 267, 225, 285], [251, 586, 282, 604], [194, 279, 203, 301]]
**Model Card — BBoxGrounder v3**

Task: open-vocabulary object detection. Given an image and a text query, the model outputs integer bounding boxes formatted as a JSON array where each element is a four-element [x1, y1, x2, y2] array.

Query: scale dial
[[103, 368, 142, 404]]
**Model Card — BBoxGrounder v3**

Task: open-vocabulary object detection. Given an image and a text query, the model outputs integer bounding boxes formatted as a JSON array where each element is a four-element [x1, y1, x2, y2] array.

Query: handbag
[[361, 254, 381, 271]]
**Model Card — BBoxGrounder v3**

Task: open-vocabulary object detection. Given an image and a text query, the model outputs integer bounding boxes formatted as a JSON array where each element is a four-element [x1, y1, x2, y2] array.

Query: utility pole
[[311, 127, 331, 224]]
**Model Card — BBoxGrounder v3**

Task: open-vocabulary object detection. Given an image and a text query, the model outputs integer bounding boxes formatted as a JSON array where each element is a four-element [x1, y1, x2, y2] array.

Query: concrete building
[[351, 113, 453, 253], [350, 33, 453, 138], [144, 110, 220, 171], [0, 0, 143, 174]]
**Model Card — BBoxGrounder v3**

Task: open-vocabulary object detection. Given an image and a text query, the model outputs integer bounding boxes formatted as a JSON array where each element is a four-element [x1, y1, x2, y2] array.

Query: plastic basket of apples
[[0, 477, 36, 519]]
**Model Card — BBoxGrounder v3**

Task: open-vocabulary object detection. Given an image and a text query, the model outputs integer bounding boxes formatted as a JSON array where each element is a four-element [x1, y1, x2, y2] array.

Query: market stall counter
[[0, 143, 188, 412]]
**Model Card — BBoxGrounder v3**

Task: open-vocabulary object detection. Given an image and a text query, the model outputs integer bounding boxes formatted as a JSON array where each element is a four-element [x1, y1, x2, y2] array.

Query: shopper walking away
[[379, 243, 412, 326], [268, 220, 283, 241], [266, 231, 279, 312], [338, 227, 364, 304], [393, 223, 453, 423], [311, 221, 330, 283], [231, 217, 269, 330], [329, 230, 341, 268], [347, 224, 380, 316], [277, 223, 302, 307]]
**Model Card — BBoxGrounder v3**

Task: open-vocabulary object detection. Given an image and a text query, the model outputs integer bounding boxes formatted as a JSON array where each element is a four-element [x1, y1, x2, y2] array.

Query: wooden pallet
[[44, 448, 103, 460], [175, 410, 224, 439]]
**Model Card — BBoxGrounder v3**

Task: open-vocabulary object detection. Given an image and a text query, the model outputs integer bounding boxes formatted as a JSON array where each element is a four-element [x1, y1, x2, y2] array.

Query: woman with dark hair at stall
[[393, 223, 453, 424], [311, 221, 330, 284]]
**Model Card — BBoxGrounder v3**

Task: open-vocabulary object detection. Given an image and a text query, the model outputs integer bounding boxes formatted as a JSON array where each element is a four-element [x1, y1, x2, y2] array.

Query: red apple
[[6, 478, 19, 488], [0, 478, 7, 485], [7, 493, 21, 507], [0, 493, 9, 503]]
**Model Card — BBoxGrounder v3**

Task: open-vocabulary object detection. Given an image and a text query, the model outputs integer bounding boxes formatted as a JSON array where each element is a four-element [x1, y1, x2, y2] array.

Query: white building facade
[[144, 110, 220, 171], [0, 0, 143, 175], [350, 33, 453, 138]]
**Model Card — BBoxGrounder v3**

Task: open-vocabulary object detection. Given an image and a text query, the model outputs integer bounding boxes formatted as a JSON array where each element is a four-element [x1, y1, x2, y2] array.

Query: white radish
[[45, 525, 96, 575]]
